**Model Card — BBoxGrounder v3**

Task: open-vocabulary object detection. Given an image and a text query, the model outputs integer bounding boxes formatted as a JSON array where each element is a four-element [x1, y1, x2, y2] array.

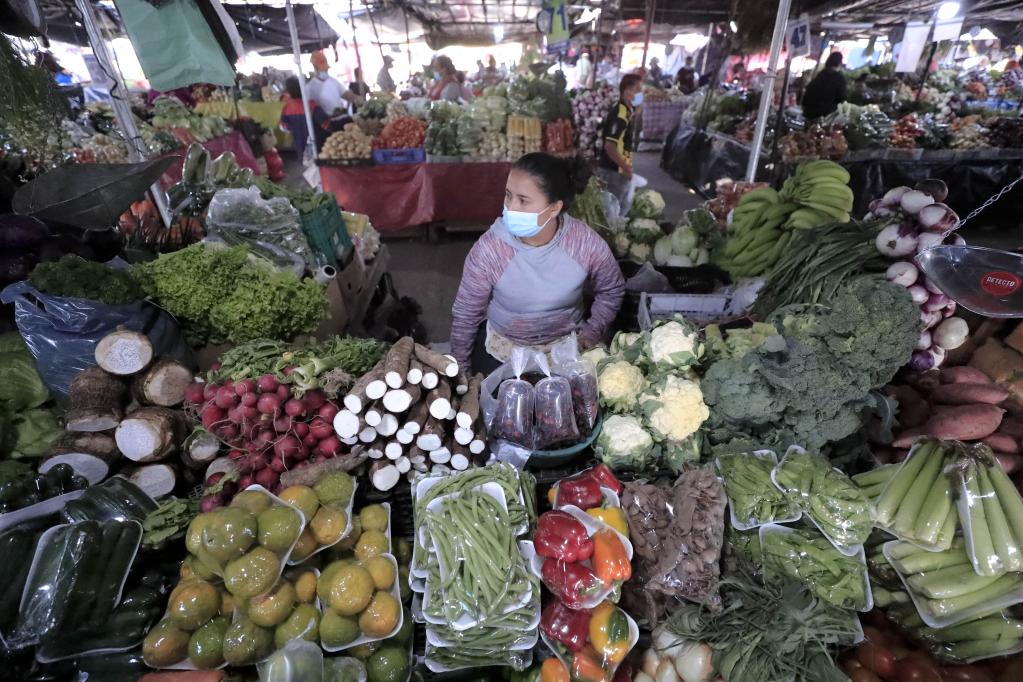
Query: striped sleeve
[[560, 217, 626, 347], [449, 232, 514, 366]]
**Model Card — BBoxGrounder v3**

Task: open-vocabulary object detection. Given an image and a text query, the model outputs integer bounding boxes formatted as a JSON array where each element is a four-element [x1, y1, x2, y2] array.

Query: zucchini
[[64, 522, 120, 631], [86, 521, 142, 628]]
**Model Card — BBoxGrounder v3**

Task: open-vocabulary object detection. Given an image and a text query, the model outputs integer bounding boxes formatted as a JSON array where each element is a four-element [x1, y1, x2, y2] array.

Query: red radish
[[316, 436, 342, 456], [241, 406, 259, 421], [276, 385, 291, 400], [308, 417, 333, 440], [255, 467, 278, 489], [302, 433, 319, 448], [201, 405, 226, 430], [269, 455, 287, 473], [304, 390, 326, 410], [209, 362, 222, 372], [249, 453, 268, 471], [205, 471, 225, 486], [241, 392, 258, 407], [274, 436, 302, 460], [235, 379, 256, 395], [257, 374, 279, 393], [253, 430, 275, 449], [318, 402, 339, 422], [257, 393, 282, 415], [238, 473, 254, 489], [273, 416, 293, 433], [282, 366, 296, 376], [293, 422, 309, 438], [214, 423, 239, 441], [185, 382, 206, 405], [284, 399, 306, 418], [226, 406, 245, 424], [200, 495, 225, 512], [214, 387, 237, 410]]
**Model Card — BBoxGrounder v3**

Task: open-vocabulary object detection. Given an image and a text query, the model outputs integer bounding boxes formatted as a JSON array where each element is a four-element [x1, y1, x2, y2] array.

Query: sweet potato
[[940, 366, 993, 385], [926, 404, 1005, 440], [893, 427, 927, 449], [893, 385, 930, 428], [929, 383, 1009, 406], [904, 370, 941, 395], [998, 420, 1023, 439], [982, 432, 1019, 454], [996, 453, 1022, 475]]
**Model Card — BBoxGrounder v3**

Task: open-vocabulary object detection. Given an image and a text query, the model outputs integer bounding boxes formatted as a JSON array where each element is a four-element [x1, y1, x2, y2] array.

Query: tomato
[[858, 642, 897, 678], [894, 657, 943, 682], [851, 669, 883, 682], [942, 665, 994, 682], [844, 658, 865, 674], [863, 626, 889, 646]]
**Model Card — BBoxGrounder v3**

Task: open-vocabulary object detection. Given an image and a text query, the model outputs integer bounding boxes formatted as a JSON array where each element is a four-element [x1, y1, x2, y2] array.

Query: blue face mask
[[503, 204, 554, 238], [316, 72, 328, 81], [433, 70, 442, 80], [632, 92, 644, 106]]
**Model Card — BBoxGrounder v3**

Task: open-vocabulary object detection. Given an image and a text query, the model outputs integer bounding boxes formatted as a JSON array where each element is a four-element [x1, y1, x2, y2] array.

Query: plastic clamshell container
[[426, 623, 538, 651], [769, 445, 869, 557], [320, 553, 403, 652], [759, 523, 873, 613], [883, 540, 1023, 629], [715, 449, 801, 531], [285, 481, 358, 565], [0, 490, 85, 533], [424, 645, 533, 674]]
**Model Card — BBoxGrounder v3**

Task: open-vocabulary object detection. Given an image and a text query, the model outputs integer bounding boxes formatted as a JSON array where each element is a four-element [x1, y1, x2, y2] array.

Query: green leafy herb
[[29, 256, 144, 305]]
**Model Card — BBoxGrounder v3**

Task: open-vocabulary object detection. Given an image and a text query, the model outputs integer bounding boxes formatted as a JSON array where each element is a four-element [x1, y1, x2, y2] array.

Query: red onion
[[924, 292, 950, 312], [917, 330, 932, 350]]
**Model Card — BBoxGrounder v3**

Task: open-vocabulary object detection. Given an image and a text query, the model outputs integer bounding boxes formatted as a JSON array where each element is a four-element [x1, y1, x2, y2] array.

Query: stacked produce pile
[[591, 319, 708, 474], [778, 123, 849, 162], [541, 119, 574, 155], [423, 101, 479, 159], [320, 124, 373, 162], [332, 338, 487, 491], [608, 189, 667, 262], [866, 180, 967, 369], [715, 160, 854, 278], [571, 85, 618, 157], [648, 208, 717, 268], [371, 117, 426, 150], [837, 103, 893, 150], [411, 464, 539, 672], [468, 86, 509, 161], [507, 115, 542, 159], [150, 96, 230, 143], [703, 179, 766, 224], [507, 73, 572, 122]]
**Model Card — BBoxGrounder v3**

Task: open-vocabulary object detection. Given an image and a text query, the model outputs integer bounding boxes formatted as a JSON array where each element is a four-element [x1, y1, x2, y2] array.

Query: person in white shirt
[[306, 50, 362, 117]]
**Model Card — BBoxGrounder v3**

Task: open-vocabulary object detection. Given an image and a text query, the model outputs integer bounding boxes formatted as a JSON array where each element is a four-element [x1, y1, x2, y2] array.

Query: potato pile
[[321, 124, 373, 160]]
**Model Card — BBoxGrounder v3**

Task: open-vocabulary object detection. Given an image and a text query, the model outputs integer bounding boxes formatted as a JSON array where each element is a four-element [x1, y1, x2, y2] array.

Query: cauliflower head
[[581, 346, 609, 367], [612, 232, 631, 258], [630, 189, 666, 220], [645, 317, 704, 369], [595, 414, 656, 472], [641, 374, 709, 443], [628, 241, 652, 262], [609, 331, 644, 362], [598, 360, 646, 413], [627, 218, 663, 245]]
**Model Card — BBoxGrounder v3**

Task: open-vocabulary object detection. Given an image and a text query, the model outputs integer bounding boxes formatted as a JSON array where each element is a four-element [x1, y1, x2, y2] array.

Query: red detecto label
[[980, 271, 1022, 296]]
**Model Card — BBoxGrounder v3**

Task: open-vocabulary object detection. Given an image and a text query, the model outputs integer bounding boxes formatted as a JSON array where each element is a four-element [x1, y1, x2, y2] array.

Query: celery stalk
[[987, 463, 1023, 558], [963, 462, 1001, 576], [860, 483, 886, 500], [979, 464, 1021, 572], [875, 441, 937, 526], [924, 573, 1023, 619], [935, 505, 959, 551], [907, 564, 1002, 599], [893, 449, 944, 537], [913, 462, 954, 546], [887, 540, 928, 561], [894, 546, 971, 575], [942, 636, 1023, 661], [932, 613, 1023, 643], [853, 464, 898, 487]]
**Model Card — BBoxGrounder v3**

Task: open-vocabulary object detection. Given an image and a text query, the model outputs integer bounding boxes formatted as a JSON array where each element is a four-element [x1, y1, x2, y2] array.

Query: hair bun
[[564, 155, 593, 198]]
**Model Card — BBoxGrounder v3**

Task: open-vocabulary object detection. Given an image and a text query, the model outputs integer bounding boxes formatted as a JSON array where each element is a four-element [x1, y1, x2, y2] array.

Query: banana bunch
[[716, 186, 796, 278], [779, 160, 854, 229]]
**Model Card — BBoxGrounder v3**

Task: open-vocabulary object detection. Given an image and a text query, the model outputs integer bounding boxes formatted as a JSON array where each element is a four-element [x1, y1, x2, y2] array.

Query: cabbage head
[[627, 218, 662, 245], [0, 333, 49, 411]]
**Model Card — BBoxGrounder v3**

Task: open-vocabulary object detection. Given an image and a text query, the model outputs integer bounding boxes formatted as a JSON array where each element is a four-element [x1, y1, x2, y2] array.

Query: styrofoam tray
[[0, 490, 85, 533], [286, 481, 357, 565], [715, 449, 801, 531], [321, 553, 404, 652]]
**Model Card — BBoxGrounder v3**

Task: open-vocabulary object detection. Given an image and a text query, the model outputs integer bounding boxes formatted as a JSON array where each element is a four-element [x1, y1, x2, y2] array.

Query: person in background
[[429, 55, 461, 101], [482, 55, 503, 86], [576, 51, 593, 89], [279, 76, 331, 160], [449, 153, 625, 374], [456, 72, 474, 101], [597, 52, 620, 86], [595, 73, 643, 209], [647, 57, 664, 87], [676, 56, 697, 94], [349, 68, 370, 98], [306, 50, 362, 117], [802, 52, 847, 120], [376, 55, 396, 93], [729, 61, 748, 87]]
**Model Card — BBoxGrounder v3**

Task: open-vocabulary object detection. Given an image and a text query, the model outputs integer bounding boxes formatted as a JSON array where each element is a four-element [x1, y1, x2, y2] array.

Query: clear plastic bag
[[0, 278, 191, 402], [534, 375, 580, 451], [550, 337, 599, 437], [953, 447, 1023, 578], [489, 348, 535, 449], [715, 450, 800, 530], [324, 657, 367, 682], [205, 186, 313, 274], [259, 640, 324, 682]]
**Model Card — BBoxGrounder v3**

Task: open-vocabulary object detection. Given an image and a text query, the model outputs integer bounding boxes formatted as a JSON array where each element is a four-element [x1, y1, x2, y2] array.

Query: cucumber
[[64, 522, 121, 632], [86, 521, 142, 628]]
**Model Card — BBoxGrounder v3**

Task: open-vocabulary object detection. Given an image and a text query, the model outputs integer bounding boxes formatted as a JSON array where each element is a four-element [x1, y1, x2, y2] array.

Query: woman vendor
[[450, 153, 626, 373]]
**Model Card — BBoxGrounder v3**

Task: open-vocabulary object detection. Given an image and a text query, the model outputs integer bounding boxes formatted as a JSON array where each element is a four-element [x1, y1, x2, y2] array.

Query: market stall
[[157, 130, 262, 189], [195, 99, 293, 148]]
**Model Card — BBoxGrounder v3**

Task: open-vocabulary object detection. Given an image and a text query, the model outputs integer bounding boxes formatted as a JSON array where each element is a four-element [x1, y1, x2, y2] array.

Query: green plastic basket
[[527, 412, 603, 468], [299, 195, 352, 267]]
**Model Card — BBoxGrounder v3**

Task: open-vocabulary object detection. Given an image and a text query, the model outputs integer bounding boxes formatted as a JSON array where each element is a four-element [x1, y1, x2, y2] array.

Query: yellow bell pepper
[[588, 600, 631, 667], [586, 507, 629, 537]]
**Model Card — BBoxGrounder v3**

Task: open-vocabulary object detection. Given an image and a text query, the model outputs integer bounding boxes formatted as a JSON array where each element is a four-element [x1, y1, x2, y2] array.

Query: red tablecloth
[[158, 131, 262, 189], [320, 161, 512, 232]]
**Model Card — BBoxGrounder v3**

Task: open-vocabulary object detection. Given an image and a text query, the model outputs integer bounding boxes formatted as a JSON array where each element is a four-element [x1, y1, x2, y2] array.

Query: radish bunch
[[184, 371, 345, 503], [866, 179, 969, 370], [572, 85, 617, 158]]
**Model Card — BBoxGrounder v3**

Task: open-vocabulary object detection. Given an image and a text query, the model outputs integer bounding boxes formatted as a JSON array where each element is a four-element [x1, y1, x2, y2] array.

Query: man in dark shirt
[[802, 52, 847, 119], [596, 73, 643, 208], [676, 56, 697, 94]]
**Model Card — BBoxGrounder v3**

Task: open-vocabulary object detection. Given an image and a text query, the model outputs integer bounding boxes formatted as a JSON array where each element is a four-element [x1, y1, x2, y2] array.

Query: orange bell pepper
[[591, 528, 631, 587], [540, 657, 570, 682], [571, 646, 609, 682]]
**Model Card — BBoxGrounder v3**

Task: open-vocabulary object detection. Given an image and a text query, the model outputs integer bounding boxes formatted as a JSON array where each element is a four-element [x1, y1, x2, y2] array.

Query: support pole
[[74, 0, 171, 227], [285, 0, 320, 188], [700, 22, 713, 75], [769, 55, 793, 183], [366, 5, 387, 64], [916, 39, 939, 101], [744, 0, 792, 182], [640, 0, 657, 70], [349, 0, 363, 74], [403, 7, 413, 76]]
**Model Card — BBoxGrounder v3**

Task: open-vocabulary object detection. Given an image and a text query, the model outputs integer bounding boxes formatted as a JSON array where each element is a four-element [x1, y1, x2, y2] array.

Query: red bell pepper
[[556, 472, 604, 509], [535, 511, 593, 563], [541, 559, 604, 609], [589, 464, 622, 495], [540, 600, 591, 652]]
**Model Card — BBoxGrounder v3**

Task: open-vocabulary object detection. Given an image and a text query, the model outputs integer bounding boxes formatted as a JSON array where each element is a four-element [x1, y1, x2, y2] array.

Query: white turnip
[[933, 317, 968, 350], [900, 189, 933, 215], [917, 330, 932, 350], [918, 203, 958, 233], [920, 309, 942, 329], [908, 285, 929, 305], [882, 185, 911, 207], [916, 231, 944, 252], [924, 292, 950, 312], [885, 261, 918, 287], [876, 223, 918, 257]]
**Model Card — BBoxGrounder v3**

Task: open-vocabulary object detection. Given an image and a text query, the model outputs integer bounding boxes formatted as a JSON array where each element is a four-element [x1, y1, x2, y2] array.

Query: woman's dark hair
[[434, 55, 455, 76], [285, 76, 302, 99], [619, 73, 642, 96], [512, 153, 592, 206], [826, 52, 844, 69]]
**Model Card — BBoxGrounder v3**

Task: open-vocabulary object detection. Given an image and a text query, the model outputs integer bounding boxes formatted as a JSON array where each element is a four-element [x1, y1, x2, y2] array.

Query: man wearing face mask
[[595, 73, 643, 209], [306, 50, 362, 117], [449, 153, 625, 374]]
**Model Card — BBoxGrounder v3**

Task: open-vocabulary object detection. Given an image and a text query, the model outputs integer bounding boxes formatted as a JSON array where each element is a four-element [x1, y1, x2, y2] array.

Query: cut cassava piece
[[416, 418, 444, 451], [429, 447, 451, 464], [115, 407, 187, 463], [358, 426, 378, 443], [383, 384, 421, 414], [427, 381, 452, 420], [407, 359, 424, 385], [396, 428, 414, 445], [278, 447, 368, 487], [370, 460, 401, 491], [456, 375, 482, 428], [404, 402, 430, 435], [124, 463, 176, 499], [94, 329, 154, 376], [383, 337, 414, 389], [333, 409, 362, 439], [40, 432, 119, 484], [182, 429, 220, 469], [385, 442, 404, 460], [454, 427, 474, 446], [395, 456, 411, 474], [454, 371, 470, 396], [343, 358, 386, 413], [469, 421, 487, 455], [421, 370, 439, 390], [364, 404, 383, 428], [131, 358, 194, 407], [414, 343, 458, 378], [378, 414, 400, 437], [66, 366, 127, 432]]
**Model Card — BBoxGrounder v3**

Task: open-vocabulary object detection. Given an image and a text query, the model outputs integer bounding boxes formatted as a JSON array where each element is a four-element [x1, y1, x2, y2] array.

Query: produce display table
[[319, 161, 512, 232], [195, 100, 292, 148], [640, 101, 687, 142], [157, 131, 261, 189]]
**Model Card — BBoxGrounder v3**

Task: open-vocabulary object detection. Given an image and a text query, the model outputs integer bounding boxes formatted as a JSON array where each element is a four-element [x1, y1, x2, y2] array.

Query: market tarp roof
[[225, 3, 337, 55]]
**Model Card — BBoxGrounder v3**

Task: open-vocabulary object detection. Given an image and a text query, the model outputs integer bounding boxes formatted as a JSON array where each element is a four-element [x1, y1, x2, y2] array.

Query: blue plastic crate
[[372, 148, 426, 165]]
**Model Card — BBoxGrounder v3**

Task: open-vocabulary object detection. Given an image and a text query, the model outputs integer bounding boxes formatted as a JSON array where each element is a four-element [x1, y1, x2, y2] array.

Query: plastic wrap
[[550, 338, 599, 437], [0, 279, 190, 401], [760, 524, 871, 611], [925, 610, 1023, 664], [318, 554, 402, 651], [771, 446, 873, 554], [0, 522, 49, 644], [539, 599, 639, 682], [205, 187, 313, 274], [952, 448, 1023, 578], [534, 375, 580, 450], [323, 657, 367, 682], [258, 639, 324, 682], [489, 349, 536, 449], [716, 450, 800, 530], [884, 539, 1023, 629], [61, 476, 157, 523]]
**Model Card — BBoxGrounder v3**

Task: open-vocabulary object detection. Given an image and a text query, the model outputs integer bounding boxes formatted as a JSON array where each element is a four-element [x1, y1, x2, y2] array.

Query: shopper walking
[[376, 55, 396, 93], [802, 52, 847, 120], [306, 50, 362, 117], [594, 73, 643, 209]]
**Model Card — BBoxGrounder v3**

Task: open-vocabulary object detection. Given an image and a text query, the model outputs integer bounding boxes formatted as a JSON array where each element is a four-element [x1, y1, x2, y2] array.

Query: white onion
[[917, 330, 932, 350], [916, 232, 944, 253], [881, 185, 911, 207], [933, 317, 969, 350], [875, 223, 918, 257], [908, 284, 929, 305], [885, 261, 919, 287], [900, 189, 934, 215]]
